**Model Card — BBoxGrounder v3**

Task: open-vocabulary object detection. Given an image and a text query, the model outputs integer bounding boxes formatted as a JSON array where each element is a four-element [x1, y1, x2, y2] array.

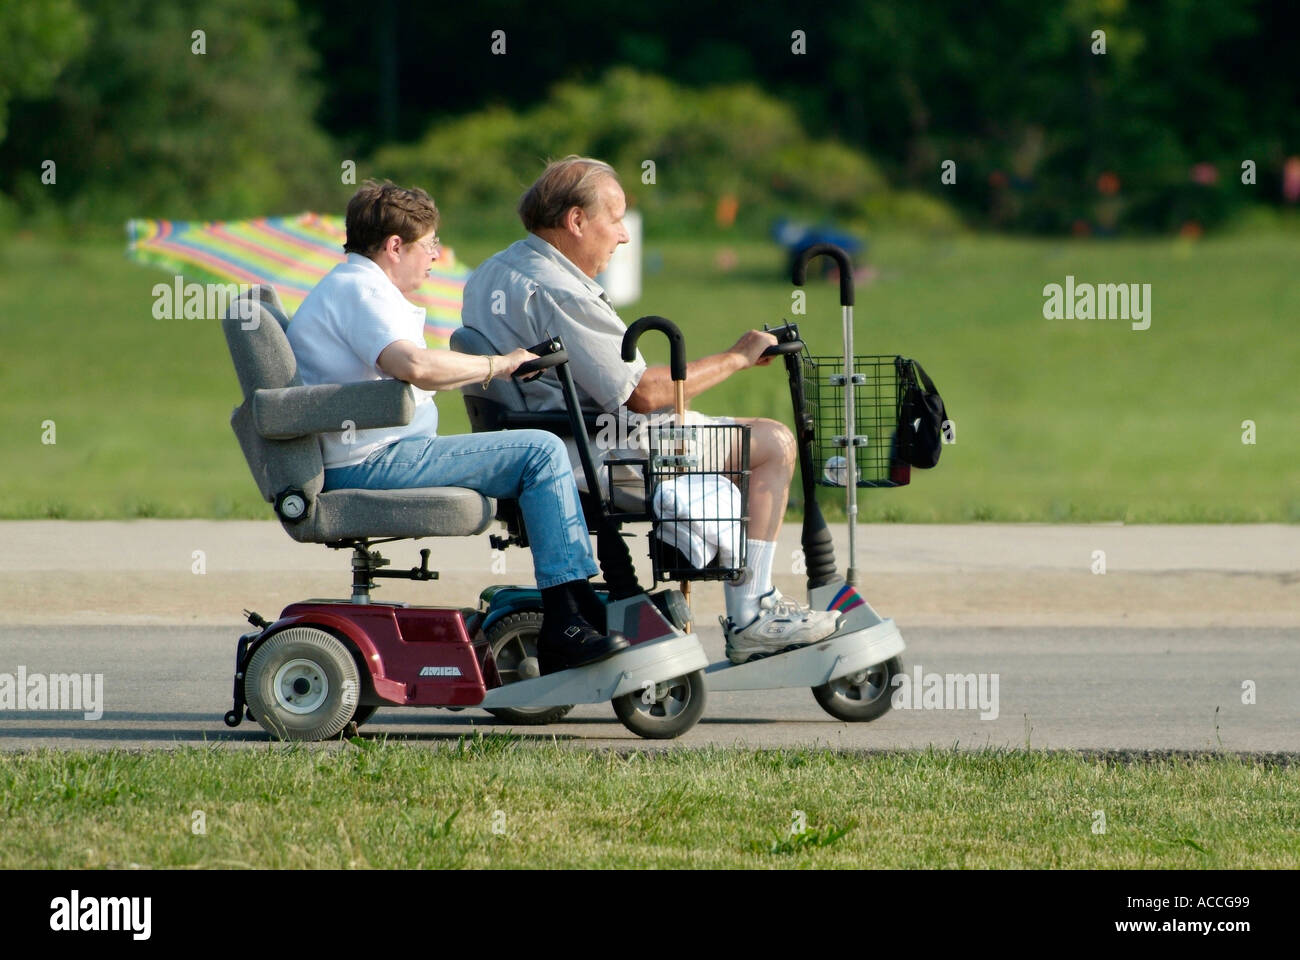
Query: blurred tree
[[4, 0, 1295, 232], [301, 0, 1291, 232], [0, 0, 88, 144], [0, 0, 342, 221], [818, 0, 1281, 231]]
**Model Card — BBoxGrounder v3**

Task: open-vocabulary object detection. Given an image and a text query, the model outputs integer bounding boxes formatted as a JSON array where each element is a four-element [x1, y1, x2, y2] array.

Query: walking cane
[[792, 243, 861, 586], [621, 316, 692, 627]]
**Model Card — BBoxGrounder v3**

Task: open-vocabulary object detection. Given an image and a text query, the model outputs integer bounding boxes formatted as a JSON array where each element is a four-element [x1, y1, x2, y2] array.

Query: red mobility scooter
[[218, 286, 709, 741]]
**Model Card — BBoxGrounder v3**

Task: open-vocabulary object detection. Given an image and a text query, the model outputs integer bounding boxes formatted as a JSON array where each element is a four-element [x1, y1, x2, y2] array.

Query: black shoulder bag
[[894, 357, 948, 469]]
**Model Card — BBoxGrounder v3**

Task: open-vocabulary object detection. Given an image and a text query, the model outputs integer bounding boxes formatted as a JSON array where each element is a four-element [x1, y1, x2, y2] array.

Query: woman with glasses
[[286, 180, 625, 675]]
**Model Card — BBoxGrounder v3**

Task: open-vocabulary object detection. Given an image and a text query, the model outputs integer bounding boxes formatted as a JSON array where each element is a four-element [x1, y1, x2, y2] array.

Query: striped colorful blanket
[[126, 212, 469, 347]]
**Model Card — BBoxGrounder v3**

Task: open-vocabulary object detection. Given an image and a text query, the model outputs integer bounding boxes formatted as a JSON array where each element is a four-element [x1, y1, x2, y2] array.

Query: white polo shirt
[[287, 252, 439, 468]]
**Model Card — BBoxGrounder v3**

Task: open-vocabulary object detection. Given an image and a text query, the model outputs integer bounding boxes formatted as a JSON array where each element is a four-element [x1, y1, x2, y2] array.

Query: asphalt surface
[[2, 521, 1296, 752], [1, 622, 1295, 751]]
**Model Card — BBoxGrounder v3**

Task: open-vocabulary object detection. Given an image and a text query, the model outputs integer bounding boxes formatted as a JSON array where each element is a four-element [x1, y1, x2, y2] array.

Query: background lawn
[[1, 225, 1296, 521]]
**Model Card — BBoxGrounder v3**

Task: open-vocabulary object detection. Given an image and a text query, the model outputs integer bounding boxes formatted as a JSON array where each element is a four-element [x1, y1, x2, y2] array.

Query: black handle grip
[[511, 337, 567, 380], [512, 349, 568, 379], [761, 340, 804, 357], [792, 242, 854, 306], [622, 315, 687, 382]]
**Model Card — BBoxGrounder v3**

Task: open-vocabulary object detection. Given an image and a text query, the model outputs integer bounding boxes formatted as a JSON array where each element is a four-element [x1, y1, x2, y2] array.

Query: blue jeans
[[324, 430, 599, 589]]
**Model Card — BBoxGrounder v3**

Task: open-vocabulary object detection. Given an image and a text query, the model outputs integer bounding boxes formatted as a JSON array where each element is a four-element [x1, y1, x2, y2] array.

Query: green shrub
[[0, 0, 343, 222], [373, 68, 948, 232]]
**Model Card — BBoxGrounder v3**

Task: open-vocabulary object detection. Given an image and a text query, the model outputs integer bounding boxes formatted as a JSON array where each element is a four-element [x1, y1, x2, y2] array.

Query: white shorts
[[566, 409, 739, 511]]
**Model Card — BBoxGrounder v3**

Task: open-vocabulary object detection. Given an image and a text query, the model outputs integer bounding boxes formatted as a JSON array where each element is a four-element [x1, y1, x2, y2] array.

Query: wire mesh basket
[[641, 422, 750, 582], [802, 354, 912, 488]]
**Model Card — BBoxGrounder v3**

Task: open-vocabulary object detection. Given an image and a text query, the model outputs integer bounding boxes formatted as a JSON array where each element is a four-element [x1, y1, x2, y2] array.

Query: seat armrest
[[252, 379, 416, 439], [500, 408, 605, 436]]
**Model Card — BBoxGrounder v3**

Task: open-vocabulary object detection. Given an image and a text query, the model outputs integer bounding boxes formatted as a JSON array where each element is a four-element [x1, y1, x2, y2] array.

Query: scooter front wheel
[[483, 611, 575, 725], [612, 670, 706, 740], [812, 656, 901, 722]]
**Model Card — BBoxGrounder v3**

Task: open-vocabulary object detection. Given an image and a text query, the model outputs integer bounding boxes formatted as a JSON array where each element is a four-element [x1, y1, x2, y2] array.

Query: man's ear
[[563, 205, 585, 237]]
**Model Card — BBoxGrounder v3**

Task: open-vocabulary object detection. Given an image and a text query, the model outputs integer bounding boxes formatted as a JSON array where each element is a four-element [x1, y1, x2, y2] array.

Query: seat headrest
[[450, 326, 496, 356], [223, 285, 299, 400], [252, 284, 291, 331], [452, 325, 529, 411]]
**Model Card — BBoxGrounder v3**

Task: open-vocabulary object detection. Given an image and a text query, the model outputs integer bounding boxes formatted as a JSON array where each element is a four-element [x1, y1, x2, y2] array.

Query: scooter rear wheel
[[244, 626, 360, 741], [612, 670, 707, 739], [812, 656, 901, 722], [483, 611, 575, 725]]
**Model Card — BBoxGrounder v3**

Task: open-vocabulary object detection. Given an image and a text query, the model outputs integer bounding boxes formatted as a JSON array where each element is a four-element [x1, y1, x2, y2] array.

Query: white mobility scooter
[[455, 243, 930, 726]]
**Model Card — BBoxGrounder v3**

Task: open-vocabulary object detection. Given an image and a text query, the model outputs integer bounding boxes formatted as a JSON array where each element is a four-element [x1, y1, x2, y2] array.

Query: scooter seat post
[[351, 544, 374, 604]]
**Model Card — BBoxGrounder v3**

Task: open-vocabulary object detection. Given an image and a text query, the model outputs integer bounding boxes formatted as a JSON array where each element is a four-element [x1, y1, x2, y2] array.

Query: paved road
[[2, 622, 1295, 751], [2, 521, 1295, 751]]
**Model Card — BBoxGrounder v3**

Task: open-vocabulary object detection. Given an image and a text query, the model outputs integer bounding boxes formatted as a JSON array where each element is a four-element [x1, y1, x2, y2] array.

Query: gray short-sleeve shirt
[[461, 234, 647, 413], [461, 234, 738, 505]]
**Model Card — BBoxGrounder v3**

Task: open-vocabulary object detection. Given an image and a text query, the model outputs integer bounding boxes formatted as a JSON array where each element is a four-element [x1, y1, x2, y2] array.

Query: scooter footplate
[[704, 619, 905, 691], [478, 633, 708, 709]]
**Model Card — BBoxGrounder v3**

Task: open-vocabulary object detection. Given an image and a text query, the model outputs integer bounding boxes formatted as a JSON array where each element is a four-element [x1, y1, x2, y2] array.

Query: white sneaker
[[721, 589, 842, 664]]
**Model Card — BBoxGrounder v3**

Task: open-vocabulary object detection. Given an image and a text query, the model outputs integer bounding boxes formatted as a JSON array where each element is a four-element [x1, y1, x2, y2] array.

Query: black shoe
[[537, 616, 629, 675], [568, 579, 609, 634]]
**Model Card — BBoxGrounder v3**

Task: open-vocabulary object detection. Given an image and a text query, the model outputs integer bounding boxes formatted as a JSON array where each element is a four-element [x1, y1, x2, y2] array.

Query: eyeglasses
[[413, 236, 442, 255]]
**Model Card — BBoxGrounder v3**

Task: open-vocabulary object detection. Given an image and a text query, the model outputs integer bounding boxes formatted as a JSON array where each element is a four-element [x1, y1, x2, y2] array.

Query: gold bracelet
[[481, 356, 494, 389]]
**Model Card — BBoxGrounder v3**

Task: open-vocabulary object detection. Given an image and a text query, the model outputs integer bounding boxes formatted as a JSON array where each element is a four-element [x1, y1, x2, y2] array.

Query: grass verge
[[2, 739, 1296, 868]]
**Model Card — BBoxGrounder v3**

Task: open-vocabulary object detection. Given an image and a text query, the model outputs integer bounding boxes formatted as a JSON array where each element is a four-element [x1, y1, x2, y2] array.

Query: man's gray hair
[[518, 156, 619, 232]]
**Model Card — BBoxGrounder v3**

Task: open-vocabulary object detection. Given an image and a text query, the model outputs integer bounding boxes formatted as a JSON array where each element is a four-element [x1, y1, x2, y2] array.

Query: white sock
[[725, 539, 776, 626]]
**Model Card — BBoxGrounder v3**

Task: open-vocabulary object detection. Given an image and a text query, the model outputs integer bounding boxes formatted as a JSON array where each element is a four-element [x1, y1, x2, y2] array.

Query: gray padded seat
[[451, 326, 648, 514], [223, 284, 493, 543], [449, 326, 532, 412]]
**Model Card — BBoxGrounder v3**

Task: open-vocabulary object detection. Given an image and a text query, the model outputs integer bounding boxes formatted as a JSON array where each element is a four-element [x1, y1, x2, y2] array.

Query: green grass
[[1, 226, 1297, 520], [1, 740, 1295, 868]]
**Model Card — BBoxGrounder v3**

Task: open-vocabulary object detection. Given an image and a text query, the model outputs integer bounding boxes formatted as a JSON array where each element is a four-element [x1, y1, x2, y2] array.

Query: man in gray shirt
[[462, 156, 841, 664]]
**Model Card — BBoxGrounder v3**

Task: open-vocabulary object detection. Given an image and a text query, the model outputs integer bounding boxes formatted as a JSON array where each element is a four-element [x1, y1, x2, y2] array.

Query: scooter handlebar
[[760, 339, 804, 358], [792, 242, 855, 307], [511, 337, 567, 381], [622, 315, 687, 382]]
